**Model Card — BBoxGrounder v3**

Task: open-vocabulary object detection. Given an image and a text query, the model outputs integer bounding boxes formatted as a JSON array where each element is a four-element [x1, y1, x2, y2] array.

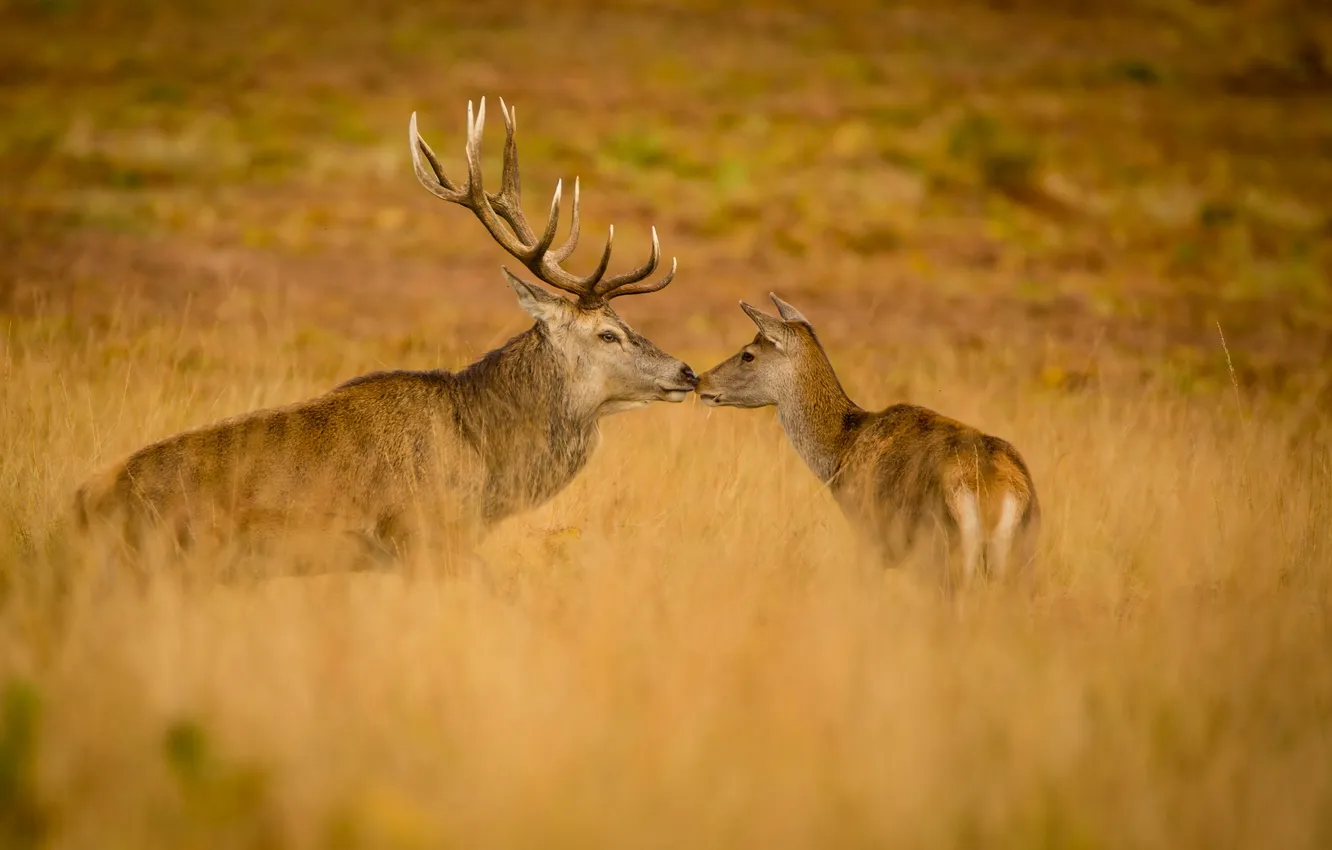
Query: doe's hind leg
[[945, 487, 983, 590], [985, 492, 1024, 581]]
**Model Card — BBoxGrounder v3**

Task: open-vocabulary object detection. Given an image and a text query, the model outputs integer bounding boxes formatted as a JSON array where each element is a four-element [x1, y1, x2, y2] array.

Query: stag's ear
[[769, 292, 811, 326], [503, 268, 570, 324], [739, 301, 790, 351]]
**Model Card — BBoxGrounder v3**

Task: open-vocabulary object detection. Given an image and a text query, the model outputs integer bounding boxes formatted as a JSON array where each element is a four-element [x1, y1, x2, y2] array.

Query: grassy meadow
[[3, 0, 1332, 847]]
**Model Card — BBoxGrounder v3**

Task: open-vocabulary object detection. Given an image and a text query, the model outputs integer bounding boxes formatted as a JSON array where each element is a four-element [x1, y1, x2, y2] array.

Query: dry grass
[[2, 0, 1331, 845], [1, 308, 1330, 849]]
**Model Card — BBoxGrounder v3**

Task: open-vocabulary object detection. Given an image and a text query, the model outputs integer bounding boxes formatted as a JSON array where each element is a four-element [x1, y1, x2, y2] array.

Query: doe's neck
[[775, 355, 860, 484]]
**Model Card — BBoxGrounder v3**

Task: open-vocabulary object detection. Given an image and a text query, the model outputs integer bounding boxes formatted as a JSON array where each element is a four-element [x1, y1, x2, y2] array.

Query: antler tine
[[486, 98, 538, 244], [409, 111, 463, 201], [605, 256, 678, 299], [462, 97, 487, 206], [532, 179, 563, 261], [596, 226, 671, 298], [499, 99, 520, 199], [548, 176, 582, 263]]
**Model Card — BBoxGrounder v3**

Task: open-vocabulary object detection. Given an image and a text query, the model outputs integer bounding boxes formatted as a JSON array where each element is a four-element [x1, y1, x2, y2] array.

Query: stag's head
[[410, 99, 696, 415], [696, 293, 823, 409]]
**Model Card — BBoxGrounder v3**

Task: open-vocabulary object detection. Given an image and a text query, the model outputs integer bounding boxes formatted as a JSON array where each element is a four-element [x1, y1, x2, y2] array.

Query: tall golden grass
[[1, 310, 1329, 849]]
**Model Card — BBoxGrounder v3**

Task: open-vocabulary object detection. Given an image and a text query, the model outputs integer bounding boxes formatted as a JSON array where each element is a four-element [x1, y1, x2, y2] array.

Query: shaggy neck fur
[[776, 339, 862, 485], [451, 325, 601, 522]]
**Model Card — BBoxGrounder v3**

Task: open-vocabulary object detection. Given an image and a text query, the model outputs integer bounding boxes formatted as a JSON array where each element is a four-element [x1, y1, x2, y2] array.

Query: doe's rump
[[840, 404, 1040, 582]]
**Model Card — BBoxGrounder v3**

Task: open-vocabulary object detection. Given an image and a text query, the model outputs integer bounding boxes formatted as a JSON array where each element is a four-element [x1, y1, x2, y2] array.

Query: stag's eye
[[600, 331, 619, 343], [741, 351, 755, 363]]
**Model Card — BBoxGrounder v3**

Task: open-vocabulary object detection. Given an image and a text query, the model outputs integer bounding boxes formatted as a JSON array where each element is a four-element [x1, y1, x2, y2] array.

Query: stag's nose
[[679, 364, 698, 387]]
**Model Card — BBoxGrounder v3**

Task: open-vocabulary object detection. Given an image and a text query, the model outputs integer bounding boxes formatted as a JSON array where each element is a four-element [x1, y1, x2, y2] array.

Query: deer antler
[[410, 98, 676, 305]]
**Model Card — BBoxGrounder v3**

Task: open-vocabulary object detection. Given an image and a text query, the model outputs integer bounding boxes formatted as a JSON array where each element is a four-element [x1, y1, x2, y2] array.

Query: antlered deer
[[75, 98, 696, 579], [696, 294, 1038, 587]]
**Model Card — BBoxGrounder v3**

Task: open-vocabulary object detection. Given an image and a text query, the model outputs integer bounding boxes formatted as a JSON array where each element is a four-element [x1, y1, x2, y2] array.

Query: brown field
[[2, 0, 1332, 847]]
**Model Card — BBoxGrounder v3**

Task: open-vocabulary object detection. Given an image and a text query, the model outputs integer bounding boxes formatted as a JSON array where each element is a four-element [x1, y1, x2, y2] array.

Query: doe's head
[[697, 293, 821, 409]]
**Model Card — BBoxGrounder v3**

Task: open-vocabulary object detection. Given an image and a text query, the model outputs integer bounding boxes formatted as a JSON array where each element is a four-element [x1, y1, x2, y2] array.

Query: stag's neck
[[776, 355, 861, 485], [452, 326, 600, 521], [454, 325, 594, 419]]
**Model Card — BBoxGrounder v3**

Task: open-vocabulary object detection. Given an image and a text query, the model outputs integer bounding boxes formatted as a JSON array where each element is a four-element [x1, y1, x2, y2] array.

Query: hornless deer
[[74, 98, 697, 579], [696, 294, 1039, 587]]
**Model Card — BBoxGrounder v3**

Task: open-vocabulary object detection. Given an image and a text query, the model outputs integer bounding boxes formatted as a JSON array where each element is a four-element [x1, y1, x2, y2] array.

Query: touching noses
[[679, 364, 698, 388]]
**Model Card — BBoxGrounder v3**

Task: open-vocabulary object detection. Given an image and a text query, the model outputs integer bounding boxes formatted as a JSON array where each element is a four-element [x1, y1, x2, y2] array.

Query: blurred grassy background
[[3, 0, 1330, 392], [2, 0, 1332, 848]]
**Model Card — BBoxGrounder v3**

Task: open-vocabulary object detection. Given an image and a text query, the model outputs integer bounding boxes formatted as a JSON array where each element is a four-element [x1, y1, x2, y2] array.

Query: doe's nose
[[679, 364, 698, 387]]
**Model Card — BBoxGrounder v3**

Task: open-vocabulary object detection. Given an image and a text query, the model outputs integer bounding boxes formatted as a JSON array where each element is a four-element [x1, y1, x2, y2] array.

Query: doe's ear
[[502, 268, 570, 324], [739, 301, 790, 350], [769, 292, 811, 325]]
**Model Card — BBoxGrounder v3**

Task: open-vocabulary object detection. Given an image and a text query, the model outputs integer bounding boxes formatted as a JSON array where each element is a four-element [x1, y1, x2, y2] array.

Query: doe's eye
[[600, 331, 618, 343], [741, 351, 755, 363]]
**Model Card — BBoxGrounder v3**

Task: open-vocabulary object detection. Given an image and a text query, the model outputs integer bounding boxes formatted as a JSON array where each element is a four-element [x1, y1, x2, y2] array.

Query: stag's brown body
[[697, 295, 1039, 584], [79, 331, 584, 555], [76, 98, 696, 573]]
